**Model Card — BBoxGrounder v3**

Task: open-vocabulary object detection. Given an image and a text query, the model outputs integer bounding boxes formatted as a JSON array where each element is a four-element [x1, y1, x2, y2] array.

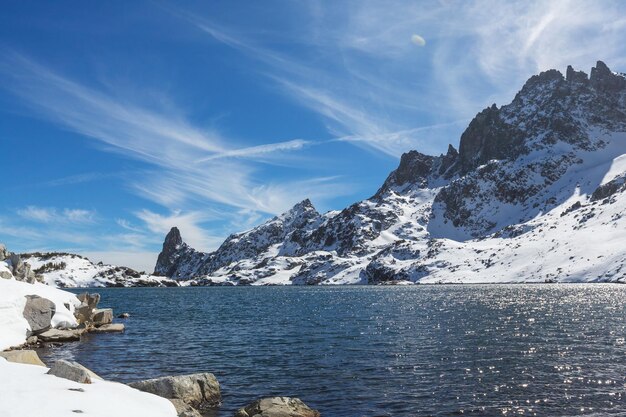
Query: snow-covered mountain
[[18, 252, 177, 288], [154, 61, 626, 285]]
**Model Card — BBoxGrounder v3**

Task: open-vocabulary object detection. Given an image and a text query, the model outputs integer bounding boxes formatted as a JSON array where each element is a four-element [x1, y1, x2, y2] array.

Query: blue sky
[[2, 1, 626, 271]]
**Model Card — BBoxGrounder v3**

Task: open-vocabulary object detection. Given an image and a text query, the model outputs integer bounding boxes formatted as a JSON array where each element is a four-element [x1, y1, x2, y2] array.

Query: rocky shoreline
[[2, 288, 319, 417]]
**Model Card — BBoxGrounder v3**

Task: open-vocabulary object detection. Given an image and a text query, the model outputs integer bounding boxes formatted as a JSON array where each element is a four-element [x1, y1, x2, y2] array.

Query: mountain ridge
[[154, 61, 626, 285]]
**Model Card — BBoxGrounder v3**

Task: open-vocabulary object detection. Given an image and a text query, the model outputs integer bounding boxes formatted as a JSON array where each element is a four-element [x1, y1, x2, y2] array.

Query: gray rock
[[118, 312, 130, 319], [129, 373, 221, 410], [23, 295, 56, 335], [47, 360, 94, 384], [0, 350, 46, 367], [92, 308, 113, 326], [90, 323, 124, 333], [0, 270, 12, 279], [38, 328, 85, 342], [77, 292, 100, 308], [75, 293, 101, 325], [169, 399, 203, 417], [234, 397, 320, 417]]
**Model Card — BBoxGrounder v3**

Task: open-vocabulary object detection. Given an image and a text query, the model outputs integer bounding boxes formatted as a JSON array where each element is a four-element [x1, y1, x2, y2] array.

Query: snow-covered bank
[[0, 358, 177, 417], [21, 252, 177, 288], [0, 278, 79, 350]]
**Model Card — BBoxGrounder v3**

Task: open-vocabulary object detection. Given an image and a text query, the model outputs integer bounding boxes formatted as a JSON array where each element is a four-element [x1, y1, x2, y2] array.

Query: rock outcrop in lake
[[155, 61, 626, 285], [235, 397, 320, 417]]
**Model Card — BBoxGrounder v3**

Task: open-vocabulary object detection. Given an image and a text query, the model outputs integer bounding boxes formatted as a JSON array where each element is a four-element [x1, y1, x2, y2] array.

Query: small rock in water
[[90, 323, 125, 333], [117, 312, 130, 319], [235, 397, 320, 417]]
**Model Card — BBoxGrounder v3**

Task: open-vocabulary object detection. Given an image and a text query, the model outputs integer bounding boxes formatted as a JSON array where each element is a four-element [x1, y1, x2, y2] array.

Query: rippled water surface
[[38, 285, 626, 416]]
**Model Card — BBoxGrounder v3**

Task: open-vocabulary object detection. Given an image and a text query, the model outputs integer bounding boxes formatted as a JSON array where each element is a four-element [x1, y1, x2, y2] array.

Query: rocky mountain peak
[[374, 150, 438, 198], [457, 103, 523, 174], [154, 227, 186, 276], [164, 227, 182, 247], [590, 60, 626, 92]]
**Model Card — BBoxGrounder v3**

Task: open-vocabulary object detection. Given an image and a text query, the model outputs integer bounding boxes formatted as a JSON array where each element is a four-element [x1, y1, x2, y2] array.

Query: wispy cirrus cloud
[[0, 52, 353, 244], [178, 0, 626, 157], [17, 206, 96, 224]]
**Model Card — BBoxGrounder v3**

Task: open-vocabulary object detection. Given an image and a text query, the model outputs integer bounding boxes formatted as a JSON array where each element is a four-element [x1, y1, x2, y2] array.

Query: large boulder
[[235, 397, 320, 417], [23, 295, 56, 335], [0, 350, 46, 367], [129, 373, 221, 410], [47, 360, 98, 384], [92, 308, 113, 326]]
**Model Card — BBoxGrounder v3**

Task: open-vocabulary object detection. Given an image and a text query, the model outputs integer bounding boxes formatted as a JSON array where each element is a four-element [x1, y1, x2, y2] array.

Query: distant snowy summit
[[155, 61, 626, 285]]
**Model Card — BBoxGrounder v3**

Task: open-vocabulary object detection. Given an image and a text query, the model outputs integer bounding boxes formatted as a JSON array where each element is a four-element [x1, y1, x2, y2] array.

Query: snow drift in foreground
[[155, 61, 626, 285], [0, 358, 177, 417], [0, 277, 79, 350]]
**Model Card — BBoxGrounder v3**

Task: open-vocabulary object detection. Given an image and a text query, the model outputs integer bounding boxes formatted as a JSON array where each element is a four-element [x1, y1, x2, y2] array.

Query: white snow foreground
[[0, 277, 177, 417], [0, 277, 79, 350], [0, 358, 177, 417]]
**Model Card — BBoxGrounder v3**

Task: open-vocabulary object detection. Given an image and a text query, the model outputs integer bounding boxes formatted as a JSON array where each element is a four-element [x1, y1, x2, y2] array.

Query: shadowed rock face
[[154, 227, 184, 276]]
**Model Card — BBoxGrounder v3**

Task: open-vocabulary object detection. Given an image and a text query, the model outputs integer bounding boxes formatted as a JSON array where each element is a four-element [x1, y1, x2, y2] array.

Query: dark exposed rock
[[154, 227, 184, 277], [457, 104, 524, 174], [23, 295, 56, 335], [590, 60, 626, 93], [234, 397, 320, 417], [129, 373, 221, 410], [590, 174, 626, 202]]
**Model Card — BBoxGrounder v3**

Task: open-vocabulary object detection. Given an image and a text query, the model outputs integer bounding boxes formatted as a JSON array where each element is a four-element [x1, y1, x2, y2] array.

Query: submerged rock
[[129, 372, 221, 410], [169, 399, 202, 417], [235, 397, 320, 417], [90, 323, 125, 333]]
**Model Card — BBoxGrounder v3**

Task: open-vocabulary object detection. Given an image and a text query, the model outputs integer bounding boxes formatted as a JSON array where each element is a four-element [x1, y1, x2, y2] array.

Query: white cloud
[[0, 53, 352, 224], [81, 251, 158, 274], [17, 206, 96, 224], [181, 0, 626, 155], [411, 34, 426, 47], [134, 209, 224, 251]]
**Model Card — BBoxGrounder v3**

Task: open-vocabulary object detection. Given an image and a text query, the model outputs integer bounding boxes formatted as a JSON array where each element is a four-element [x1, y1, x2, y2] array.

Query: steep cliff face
[[155, 61, 626, 285]]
